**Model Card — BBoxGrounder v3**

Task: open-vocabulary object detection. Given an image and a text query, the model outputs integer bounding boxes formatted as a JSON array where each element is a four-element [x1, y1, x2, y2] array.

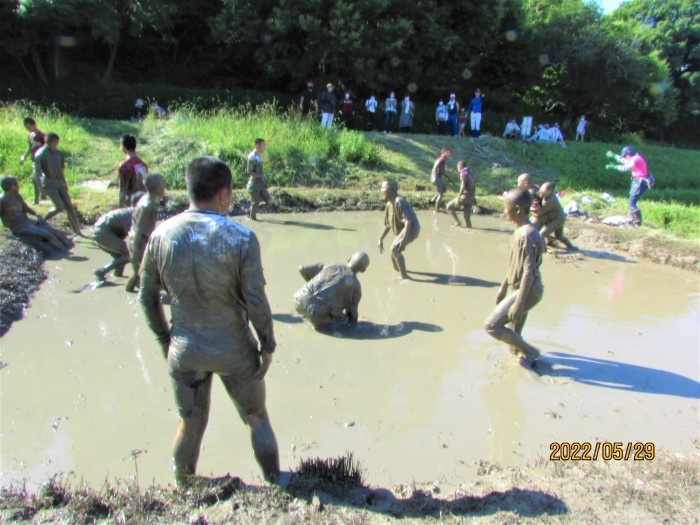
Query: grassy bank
[[1, 450, 698, 524], [1, 102, 698, 243]]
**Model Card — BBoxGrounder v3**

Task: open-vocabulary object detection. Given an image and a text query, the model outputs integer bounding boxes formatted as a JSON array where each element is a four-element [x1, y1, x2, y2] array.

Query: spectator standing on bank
[[467, 88, 484, 138], [398, 95, 415, 133], [365, 95, 378, 131], [575, 116, 586, 142], [435, 100, 448, 135], [300, 81, 318, 117], [319, 83, 337, 130], [446, 94, 459, 136], [384, 92, 398, 133], [339, 92, 355, 128]]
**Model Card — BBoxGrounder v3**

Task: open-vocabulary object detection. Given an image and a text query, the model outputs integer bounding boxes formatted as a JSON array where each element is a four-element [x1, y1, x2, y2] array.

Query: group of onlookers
[[299, 82, 485, 136]]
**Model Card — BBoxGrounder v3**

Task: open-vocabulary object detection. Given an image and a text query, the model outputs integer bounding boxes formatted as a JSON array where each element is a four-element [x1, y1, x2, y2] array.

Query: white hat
[[450, 93, 456, 98]]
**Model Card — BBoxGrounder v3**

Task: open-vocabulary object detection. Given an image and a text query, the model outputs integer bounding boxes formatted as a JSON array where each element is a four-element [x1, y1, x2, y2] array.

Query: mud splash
[[1, 212, 698, 490]]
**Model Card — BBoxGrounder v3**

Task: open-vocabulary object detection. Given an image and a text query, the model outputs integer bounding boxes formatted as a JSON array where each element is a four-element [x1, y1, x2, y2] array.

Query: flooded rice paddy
[[1, 211, 698, 490]]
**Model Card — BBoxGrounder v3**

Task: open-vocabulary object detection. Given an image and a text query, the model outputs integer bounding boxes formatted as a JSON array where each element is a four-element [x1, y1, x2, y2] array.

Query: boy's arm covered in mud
[[138, 244, 170, 358], [241, 232, 276, 354]]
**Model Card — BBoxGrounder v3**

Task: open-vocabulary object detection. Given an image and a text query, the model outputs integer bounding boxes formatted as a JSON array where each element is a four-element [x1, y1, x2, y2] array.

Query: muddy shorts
[[249, 187, 272, 205], [93, 227, 129, 258], [168, 345, 265, 421], [44, 182, 71, 211], [484, 281, 544, 331], [447, 195, 475, 211], [540, 220, 566, 239], [393, 226, 420, 252], [433, 179, 446, 193]]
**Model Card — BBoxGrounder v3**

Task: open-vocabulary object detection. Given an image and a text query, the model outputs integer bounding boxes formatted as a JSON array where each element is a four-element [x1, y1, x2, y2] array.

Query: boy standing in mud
[[33, 133, 83, 236], [430, 148, 452, 212], [485, 188, 545, 370], [19, 117, 47, 204], [446, 160, 476, 228], [0, 176, 73, 256], [532, 182, 576, 250], [378, 179, 420, 280], [118, 134, 148, 207], [138, 156, 279, 487], [247, 138, 273, 221], [125, 174, 165, 292]]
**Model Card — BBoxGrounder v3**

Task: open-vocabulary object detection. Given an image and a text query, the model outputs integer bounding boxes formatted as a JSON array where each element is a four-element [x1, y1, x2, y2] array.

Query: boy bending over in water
[[485, 188, 545, 370]]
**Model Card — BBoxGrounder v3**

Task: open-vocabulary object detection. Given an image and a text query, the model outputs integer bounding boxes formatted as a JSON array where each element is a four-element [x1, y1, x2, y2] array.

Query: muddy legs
[[484, 289, 543, 369], [245, 408, 280, 483], [391, 245, 408, 279]]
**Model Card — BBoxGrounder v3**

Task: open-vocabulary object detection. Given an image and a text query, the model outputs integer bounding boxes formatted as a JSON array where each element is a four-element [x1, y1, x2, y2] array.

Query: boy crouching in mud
[[485, 188, 546, 370]]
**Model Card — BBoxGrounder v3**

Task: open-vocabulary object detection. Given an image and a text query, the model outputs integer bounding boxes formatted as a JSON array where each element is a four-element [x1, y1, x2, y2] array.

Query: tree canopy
[[1, 0, 698, 141]]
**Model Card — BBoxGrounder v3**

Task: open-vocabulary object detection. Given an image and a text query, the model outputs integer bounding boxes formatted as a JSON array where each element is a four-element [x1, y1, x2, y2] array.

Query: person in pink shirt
[[605, 146, 653, 226]]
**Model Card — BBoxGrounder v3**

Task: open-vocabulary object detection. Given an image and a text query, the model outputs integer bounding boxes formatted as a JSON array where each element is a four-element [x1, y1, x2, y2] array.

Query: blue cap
[[620, 146, 636, 156]]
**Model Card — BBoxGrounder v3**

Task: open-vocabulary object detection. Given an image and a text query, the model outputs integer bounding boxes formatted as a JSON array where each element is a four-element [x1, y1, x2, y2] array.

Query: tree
[[613, 0, 699, 137], [523, 0, 676, 132]]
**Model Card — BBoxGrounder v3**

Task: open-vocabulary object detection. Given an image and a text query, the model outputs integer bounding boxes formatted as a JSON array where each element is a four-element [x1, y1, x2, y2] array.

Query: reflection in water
[[480, 360, 526, 465], [538, 353, 700, 399]]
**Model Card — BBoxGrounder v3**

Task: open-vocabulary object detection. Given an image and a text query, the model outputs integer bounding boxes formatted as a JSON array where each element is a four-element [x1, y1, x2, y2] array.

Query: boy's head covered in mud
[[503, 187, 533, 224], [380, 179, 399, 201], [185, 156, 232, 211], [144, 173, 166, 200], [1, 176, 19, 194]]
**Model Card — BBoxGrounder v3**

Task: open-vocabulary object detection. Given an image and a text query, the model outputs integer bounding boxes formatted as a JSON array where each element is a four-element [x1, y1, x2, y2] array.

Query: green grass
[[1, 101, 698, 239]]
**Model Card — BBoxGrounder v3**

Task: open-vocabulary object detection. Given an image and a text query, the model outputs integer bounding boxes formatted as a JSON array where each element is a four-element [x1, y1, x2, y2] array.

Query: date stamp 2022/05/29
[[550, 442, 655, 461]]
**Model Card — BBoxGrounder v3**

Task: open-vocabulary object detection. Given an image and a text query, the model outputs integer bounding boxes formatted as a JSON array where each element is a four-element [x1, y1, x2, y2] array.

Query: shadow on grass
[[408, 271, 500, 287], [537, 352, 700, 399], [284, 453, 568, 519]]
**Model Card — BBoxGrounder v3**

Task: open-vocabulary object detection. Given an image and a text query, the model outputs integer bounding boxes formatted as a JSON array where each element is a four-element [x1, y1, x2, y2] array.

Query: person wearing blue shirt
[[467, 88, 484, 138]]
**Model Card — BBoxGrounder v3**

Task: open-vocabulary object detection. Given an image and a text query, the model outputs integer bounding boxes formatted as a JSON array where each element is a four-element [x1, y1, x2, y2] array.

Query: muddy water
[[1, 212, 698, 490]]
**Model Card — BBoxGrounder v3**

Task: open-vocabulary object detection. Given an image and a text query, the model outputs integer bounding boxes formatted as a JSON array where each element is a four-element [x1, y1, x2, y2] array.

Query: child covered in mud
[[33, 133, 83, 236], [0, 176, 73, 256], [485, 187, 545, 370], [92, 192, 144, 283], [125, 174, 165, 292], [532, 182, 576, 251], [294, 252, 369, 331], [138, 156, 279, 487], [446, 160, 477, 228], [247, 138, 274, 220], [378, 179, 420, 280], [19, 117, 47, 204], [118, 134, 148, 207], [429, 148, 452, 212]]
